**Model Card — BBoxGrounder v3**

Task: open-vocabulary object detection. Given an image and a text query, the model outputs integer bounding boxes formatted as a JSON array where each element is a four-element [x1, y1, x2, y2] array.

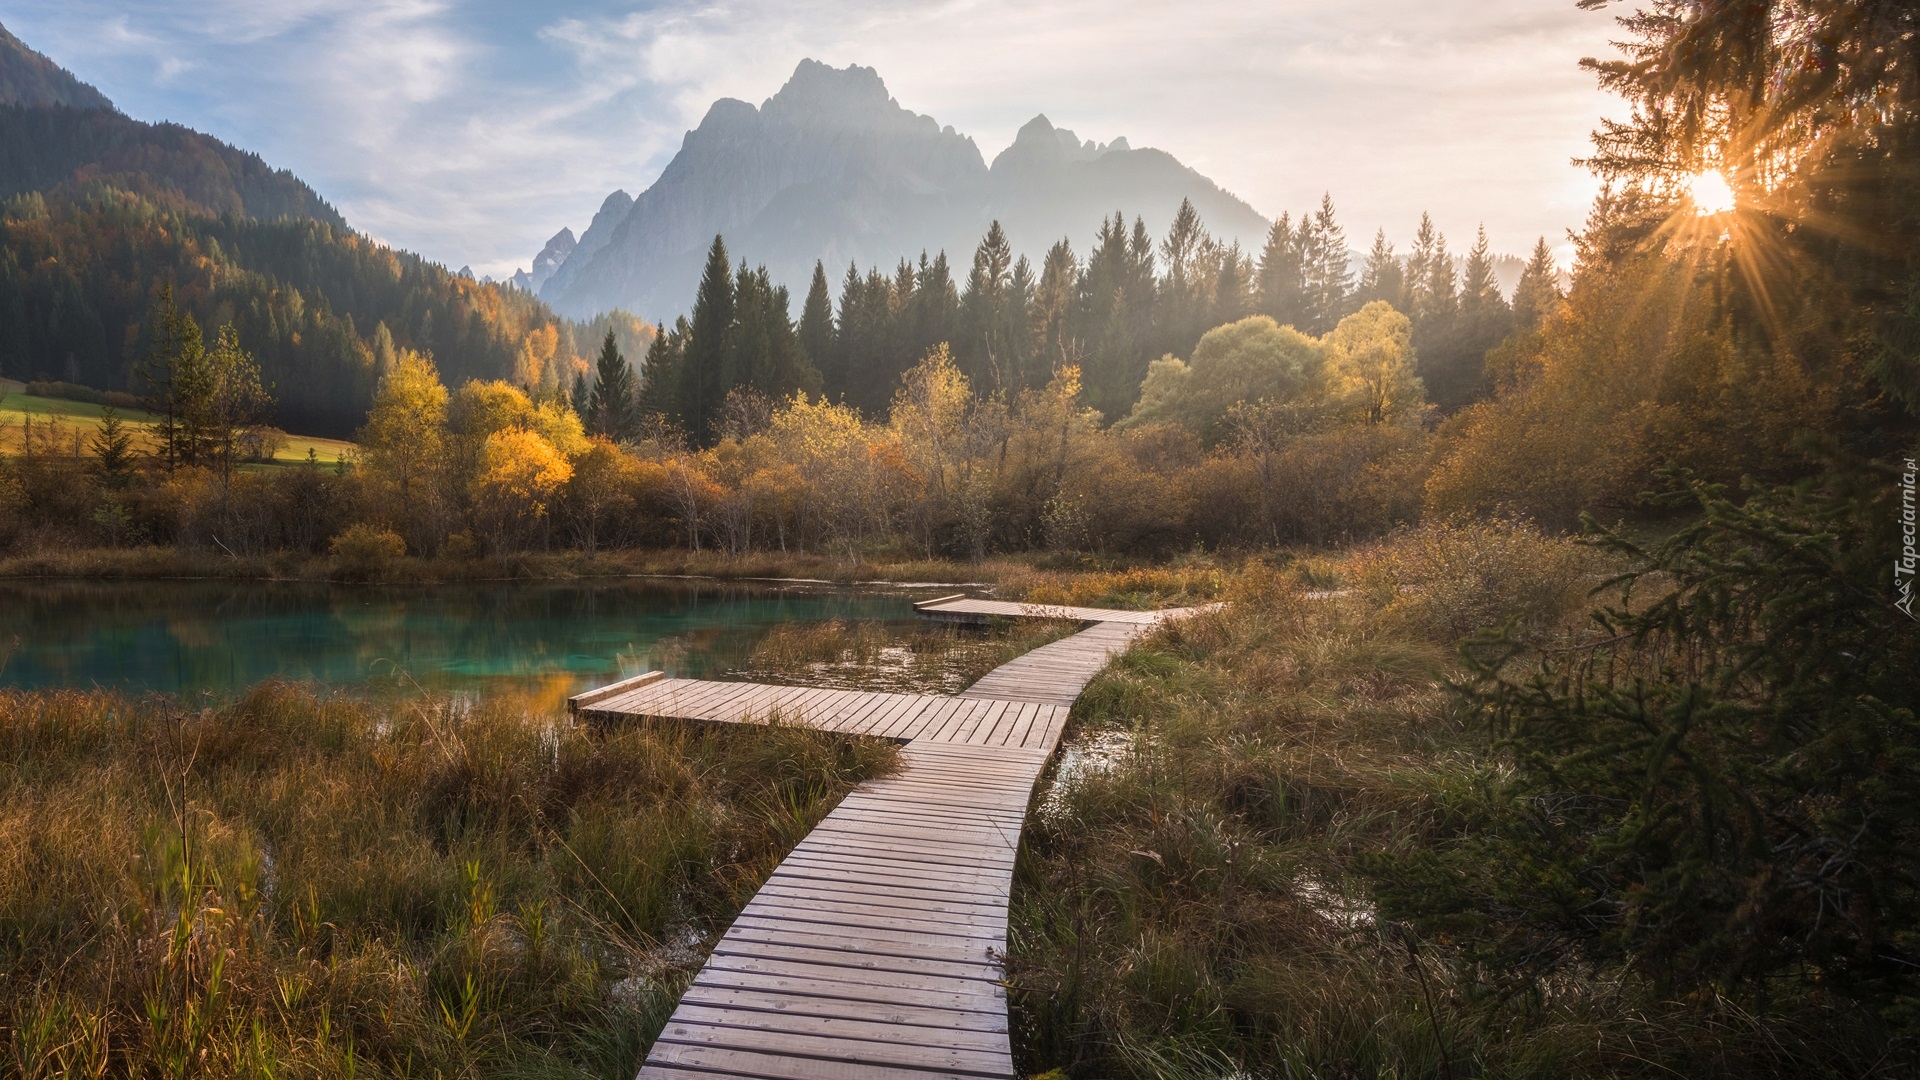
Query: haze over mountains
[[530, 60, 1271, 320]]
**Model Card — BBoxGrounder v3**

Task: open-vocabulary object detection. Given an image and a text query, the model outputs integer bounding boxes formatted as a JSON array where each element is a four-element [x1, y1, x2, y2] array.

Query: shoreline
[[0, 546, 1032, 588]]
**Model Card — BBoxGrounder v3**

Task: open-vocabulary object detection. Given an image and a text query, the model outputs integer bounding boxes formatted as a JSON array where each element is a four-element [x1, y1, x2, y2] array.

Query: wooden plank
[[717, 921, 995, 965], [762, 872, 1009, 910], [752, 879, 1011, 919], [568, 669, 665, 713], [709, 939, 1003, 985], [982, 701, 1037, 747], [770, 854, 1011, 893], [695, 957, 1006, 1006], [645, 1041, 1007, 1080], [912, 593, 969, 609], [890, 694, 961, 741], [652, 1019, 1015, 1075], [701, 681, 775, 721], [950, 699, 1008, 745], [674, 985, 1004, 1032], [849, 692, 916, 737], [739, 898, 1006, 940], [698, 953, 1004, 1001], [669, 1004, 1008, 1054], [653, 679, 735, 717]]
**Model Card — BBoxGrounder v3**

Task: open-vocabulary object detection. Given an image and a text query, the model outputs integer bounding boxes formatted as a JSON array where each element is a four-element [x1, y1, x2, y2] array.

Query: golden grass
[[0, 682, 896, 1075], [1007, 525, 1873, 1078]]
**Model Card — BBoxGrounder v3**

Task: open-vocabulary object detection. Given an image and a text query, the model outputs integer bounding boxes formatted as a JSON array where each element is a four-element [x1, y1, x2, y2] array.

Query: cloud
[[3, 0, 1622, 279]]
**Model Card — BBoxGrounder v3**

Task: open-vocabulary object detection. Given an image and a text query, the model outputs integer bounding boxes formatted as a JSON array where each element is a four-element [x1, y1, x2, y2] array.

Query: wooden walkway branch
[[569, 601, 1213, 1079]]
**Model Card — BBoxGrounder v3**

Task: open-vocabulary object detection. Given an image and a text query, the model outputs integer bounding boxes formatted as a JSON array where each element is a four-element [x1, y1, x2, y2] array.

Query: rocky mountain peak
[[764, 59, 892, 120], [534, 61, 1266, 319], [995, 114, 1127, 172]]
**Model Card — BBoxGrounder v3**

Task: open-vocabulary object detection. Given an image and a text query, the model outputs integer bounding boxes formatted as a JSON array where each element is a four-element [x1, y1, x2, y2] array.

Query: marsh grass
[[995, 563, 1229, 610], [0, 543, 1243, 604], [1008, 524, 1875, 1078], [0, 682, 895, 1076], [734, 617, 1081, 694]]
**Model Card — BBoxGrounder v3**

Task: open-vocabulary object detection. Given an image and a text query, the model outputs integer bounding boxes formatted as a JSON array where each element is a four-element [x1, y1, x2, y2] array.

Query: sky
[[1, 0, 1624, 281]]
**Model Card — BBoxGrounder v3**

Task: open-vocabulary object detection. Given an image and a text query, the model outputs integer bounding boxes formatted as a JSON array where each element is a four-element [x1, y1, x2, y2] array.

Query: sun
[[1687, 170, 1736, 215]]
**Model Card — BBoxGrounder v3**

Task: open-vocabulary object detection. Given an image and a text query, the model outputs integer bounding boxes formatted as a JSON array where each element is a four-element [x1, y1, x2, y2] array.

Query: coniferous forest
[[1, 3, 1918, 1078]]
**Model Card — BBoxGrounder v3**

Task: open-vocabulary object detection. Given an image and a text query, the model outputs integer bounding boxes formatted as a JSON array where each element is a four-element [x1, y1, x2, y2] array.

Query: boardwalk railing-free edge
[[569, 597, 1214, 1080]]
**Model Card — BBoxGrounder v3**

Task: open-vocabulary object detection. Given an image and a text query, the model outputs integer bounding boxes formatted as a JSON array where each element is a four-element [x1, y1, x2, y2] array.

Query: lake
[[0, 578, 925, 702]]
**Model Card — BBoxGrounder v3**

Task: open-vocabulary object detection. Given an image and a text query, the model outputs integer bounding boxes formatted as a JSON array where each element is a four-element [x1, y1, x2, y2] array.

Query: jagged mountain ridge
[[537, 60, 1270, 319]]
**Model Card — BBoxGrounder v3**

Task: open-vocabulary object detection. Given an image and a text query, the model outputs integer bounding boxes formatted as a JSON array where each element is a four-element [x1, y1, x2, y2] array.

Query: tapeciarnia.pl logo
[[1899, 457, 1917, 620]]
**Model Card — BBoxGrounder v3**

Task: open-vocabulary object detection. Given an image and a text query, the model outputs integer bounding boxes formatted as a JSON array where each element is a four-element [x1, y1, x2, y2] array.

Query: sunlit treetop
[[1579, 0, 1918, 194]]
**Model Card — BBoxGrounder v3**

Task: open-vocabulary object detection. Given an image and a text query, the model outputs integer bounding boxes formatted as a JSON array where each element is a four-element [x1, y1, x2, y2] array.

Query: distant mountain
[[536, 60, 1270, 319], [0, 23, 111, 110], [510, 226, 577, 294]]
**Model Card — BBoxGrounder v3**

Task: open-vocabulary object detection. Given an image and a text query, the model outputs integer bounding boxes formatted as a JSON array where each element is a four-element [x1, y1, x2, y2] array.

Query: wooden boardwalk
[[912, 594, 1189, 626], [573, 601, 1204, 1079]]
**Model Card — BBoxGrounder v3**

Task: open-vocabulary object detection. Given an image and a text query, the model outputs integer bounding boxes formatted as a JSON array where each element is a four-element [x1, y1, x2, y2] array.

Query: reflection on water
[[0, 578, 921, 698]]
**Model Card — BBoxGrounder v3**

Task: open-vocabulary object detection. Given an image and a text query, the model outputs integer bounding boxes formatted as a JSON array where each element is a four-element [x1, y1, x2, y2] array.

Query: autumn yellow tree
[[1323, 301, 1422, 425], [563, 438, 637, 555], [470, 428, 572, 551], [514, 324, 559, 390], [358, 349, 449, 551], [888, 345, 972, 556]]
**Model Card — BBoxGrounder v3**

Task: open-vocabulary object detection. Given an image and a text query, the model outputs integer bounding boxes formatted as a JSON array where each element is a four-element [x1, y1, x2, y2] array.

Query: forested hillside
[[0, 22, 647, 436], [0, 23, 111, 109]]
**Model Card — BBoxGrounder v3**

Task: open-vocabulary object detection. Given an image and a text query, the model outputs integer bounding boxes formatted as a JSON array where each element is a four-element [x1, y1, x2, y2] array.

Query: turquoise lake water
[[0, 578, 922, 698]]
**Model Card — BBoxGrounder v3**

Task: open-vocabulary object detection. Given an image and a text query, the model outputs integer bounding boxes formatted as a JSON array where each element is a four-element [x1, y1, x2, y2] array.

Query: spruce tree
[[1030, 239, 1079, 384], [588, 329, 637, 441], [1405, 213, 1443, 320], [959, 222, 1016, 394], [683, 235, 736, 442], [1156, 199, 1212, 357], [1510, 237, 1563, 329], [90, 404, 135, 488], [1212, 242, 1253, 327], [1255, 213, 1306, 329], [798, 260, 836, 383], [570, 369, 590, 420], [140, 284, 209, 470], [731, 262, 773, 393], [910, 251, 960, 362], [889, 259, 919, 367], [1460, 225, 1504, 315], [637, 316, 688, 426], [1081, 215, 1137, 416], [1301, 193, 1354, 334], [1358, 229, 1405, 307], [836, 264, 898, 414], [763, 279, 821, 397], [829, 262, 865, 403]]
